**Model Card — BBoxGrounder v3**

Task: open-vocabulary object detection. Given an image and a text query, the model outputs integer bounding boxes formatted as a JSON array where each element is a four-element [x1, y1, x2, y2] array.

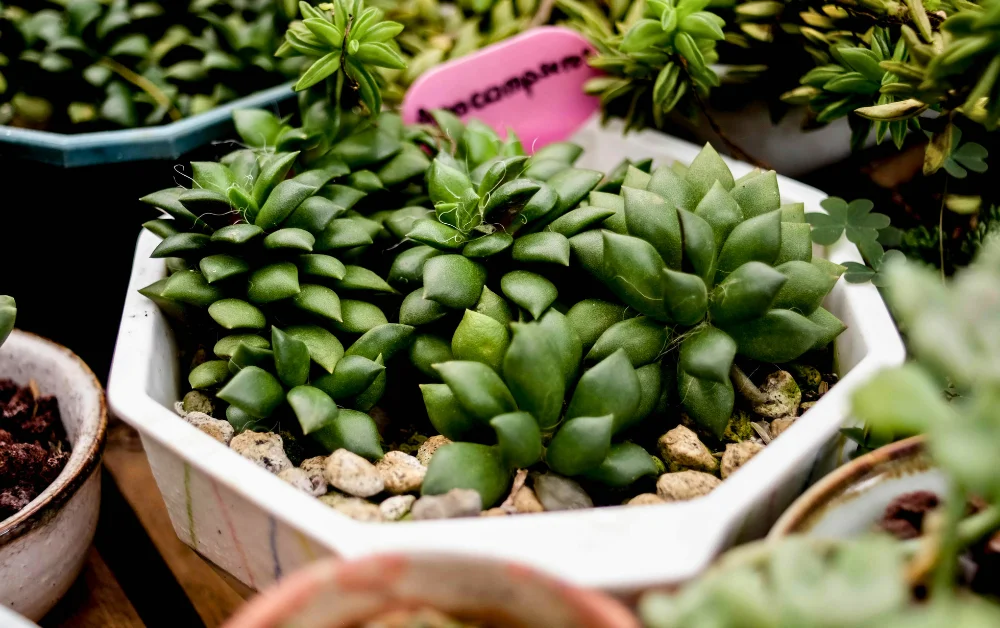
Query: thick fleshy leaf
[[725, 309, 822, 362], [214, 334, 269, 358], [248, 262, 300, 303], [511, 232, 571, 266], [410, 334, 452, 380], [317, 218, 375, 250], [251, 152, 299, 207], [583, 443, 659, 487], [538, 310, 583, 387], [333, 266, 394, 293], [209, 299, 266, 330], [678, 326, 736, 384], [388, 246, 441, 285], [568, 230, 606, 279], [475, 286, 513, 327], [162, 271, 223, 306], [545, 415, 614, 477], [685, 143, 735, 196], [428, 155, 473, 206], [420, 383, 482, 440], [332, 300, 388, 333], [212, 224, 263, 245], [588, 317, 668, 366], [299, 254, 347, 280], [226, 405, 264, 434], [228, 344, 274, 374], [151, 233, 211, 258], [407, 218, 467, 250], [284, 325, 344, 373], [188, 361, 230, 389], [272, 327, 310, 388], [716, 209, 782, 278], [345, 324, 415, 361], [548, 206, 616, 236], [384, 206, 431, 240], [378, 143, 431, 186], [807, 307, 847, 349], [422, 443, 510, 507], [263, 228, 315, 252], [710, 261, 787, 325], [435, 361, 517, 421], [678, 209, 717, 286], [218, 366, 285, 418], [255, 180, 316, 230], [694, 181, 743, 249], [772, 261, 838, 315], [140, 188, 204, 228], [482, 180, 542, 217], [292, 284, 342, 321], [648, 165, 700, 212], [678, 370, 734, 438], [287, 385, 339, 435], [313, 355, 385, 398], [566, 349, 640, 433], [731, 170, 780, 218], [500, 271, 557, 319], [662, 269, 708, 326], [602, 232, 670, 320], [530, 168, 604, 229], [776, 222, 814, 265], [633, 362, 663, 422], [491, 412, 543, 468], [566, 299, 631, 350], [423, 255, 486, 309], [452, 310, 509, 372], [311, 409, 384, 460], [502, 322, 565, 430], [200, 255, 249, 284], [623, 187, 683, 270], [463, 233, 514, 258], [400, 288, 448, 325]]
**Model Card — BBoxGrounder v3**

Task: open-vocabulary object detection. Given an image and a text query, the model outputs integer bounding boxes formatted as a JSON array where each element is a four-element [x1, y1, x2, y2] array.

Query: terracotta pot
[[224, 554, 640, 628], [0, 330, 107, 620], [769, 436, 936, 538]]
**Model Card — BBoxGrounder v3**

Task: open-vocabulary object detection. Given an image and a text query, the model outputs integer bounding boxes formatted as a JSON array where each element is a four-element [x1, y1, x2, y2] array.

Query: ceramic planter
[[769, 436, 938, 538], [0, 331, 107, 620], [107, 118, 905, 593], [0, 82, 294, 167], [225, 554, 638, 628]]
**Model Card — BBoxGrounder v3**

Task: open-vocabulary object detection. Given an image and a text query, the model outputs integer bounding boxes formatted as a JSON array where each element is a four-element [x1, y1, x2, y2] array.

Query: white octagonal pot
[[107, 118, 905, 594]]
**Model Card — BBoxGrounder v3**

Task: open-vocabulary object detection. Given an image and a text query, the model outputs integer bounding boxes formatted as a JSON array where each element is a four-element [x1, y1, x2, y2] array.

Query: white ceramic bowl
[[107, 119, 905, 594], [0, 331, 107, 620]]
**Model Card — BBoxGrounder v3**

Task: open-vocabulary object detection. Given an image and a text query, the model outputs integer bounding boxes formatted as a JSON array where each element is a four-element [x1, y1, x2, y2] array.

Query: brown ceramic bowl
[[224, 554, 640, 628], [0, 330, 107, 619], [769, 436, 937, 538]]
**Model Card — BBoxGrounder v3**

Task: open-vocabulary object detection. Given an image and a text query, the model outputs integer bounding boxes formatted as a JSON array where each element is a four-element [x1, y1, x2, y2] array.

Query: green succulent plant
[[0, 296, 15, 348], [573, 143, 847, 437], [0, 0, 300, 132]]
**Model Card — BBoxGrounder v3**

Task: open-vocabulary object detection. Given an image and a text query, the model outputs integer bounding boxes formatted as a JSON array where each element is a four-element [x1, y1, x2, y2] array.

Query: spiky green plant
[[573, 143, 847, 437], [0, 0, 300, 132], [0, 296, 15, 348]]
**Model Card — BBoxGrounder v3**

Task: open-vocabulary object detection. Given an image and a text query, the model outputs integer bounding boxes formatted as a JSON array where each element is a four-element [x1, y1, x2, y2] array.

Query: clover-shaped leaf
[[842, 248, 904, 286], [807, 197, 890, 247]]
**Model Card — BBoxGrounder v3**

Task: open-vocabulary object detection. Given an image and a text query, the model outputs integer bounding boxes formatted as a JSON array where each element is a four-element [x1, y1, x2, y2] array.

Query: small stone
[[183, 411, 234, 445], [752, 371, 801, 419], [799, 401, 816, 416], [375, 451, 426, 494], [721, 441, 765, 479], [278, 467, 326, 497], [173, 401, 186, 417], [658, 425, 718, 472], [818, 380, 829, 394], [628, 493, 667, 506], [770, 417, 796, 438], [379, 494, 416, 521], [789, 364, 823, 391], [319, 493, 382, 522], [512, 486, 545, 513], [416, 435, 451, 466], [656, 471, 721, 501], [533, 473, 593, 511], [230, 431, 293, 474], [182, 391, 215, 416], [481, 507, 508, 517], [324, 449, 384, 497], [410, 489, 482, 520], [299, 456, 328, 492]]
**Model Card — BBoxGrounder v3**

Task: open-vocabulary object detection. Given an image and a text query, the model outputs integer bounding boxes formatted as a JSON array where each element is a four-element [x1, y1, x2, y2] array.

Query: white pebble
[[324, 449, 385, 497], [229, 431, 292, 474]]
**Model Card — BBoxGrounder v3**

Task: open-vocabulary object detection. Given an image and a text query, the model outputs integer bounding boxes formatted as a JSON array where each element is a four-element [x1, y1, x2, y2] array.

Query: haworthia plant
[[421, 311, 662, 506], [0, 296, 15, 348], [575, 144, 846, 437]]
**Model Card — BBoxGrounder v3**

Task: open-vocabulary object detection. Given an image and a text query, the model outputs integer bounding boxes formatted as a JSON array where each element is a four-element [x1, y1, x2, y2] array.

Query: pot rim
[[768, 435, 926, 538], [0, 330, 108, 546]]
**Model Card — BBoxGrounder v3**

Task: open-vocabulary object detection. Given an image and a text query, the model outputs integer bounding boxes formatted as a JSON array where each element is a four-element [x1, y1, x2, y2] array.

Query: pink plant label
[[401, 26, 601, 152]]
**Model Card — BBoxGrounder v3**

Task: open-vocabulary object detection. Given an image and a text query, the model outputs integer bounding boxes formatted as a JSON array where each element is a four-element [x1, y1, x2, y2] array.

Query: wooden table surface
[[41, 421, 253, 627]]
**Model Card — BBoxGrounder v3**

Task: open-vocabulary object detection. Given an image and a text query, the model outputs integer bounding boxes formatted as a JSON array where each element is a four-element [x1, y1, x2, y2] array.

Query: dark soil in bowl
[[0, 379, 71, 520]]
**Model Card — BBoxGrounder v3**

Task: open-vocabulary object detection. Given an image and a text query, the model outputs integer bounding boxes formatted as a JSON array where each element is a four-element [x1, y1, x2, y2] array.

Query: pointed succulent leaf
[[420, 383, 482, 440], [602, 231, 671, 320], [332, 300, 387, 333], [189, 361, 230, 390], [452, 310, 509, 372], [287, 385, 339, 435], [772, 261, 838, 315], [511, 232, 571, 266], [284, 197, 343, 233], [407, 219, 467, 250], [624, 187, 683, 270], [807, 307, 847, 349], [292, 284, 342, 321], [686, 144, 735, 196], [537, 310, 584, 387], [400, 289, 448, 325], [248, 262, 300, 303], [514, 185, 559, 229], [192, 162, 236, 195], [500, 270, 558, 319], [226, 405, 263, 434], [545, 415, 614, 477], [233, 109, 282, 148], [435, 361, 517, 422], [694, 181, 743, 249], [710, 261, 787, 325], [633, 362, 663, 422], [622, 166, 652, 190], [317, 218, 375, 249], [311, 409, 383, 460], [212, 224, 264, 245], [252, 152, 299, 207], [284, 325, 344, 373], [200, 255, 249, 284], [299, 254, 347, 281], [389, 246, 441, 285], [209, 299, 266, 330], [501, 322, 565, 430], [678, 325, 737, 384], [548, 206, 617, 236], [422, 443, 510, 507], [228, 344, 275, 374], [716, 209, 782, 278], [313, 355, 384, 398], [531, 168, 605, 230], [423, 255, 486, 309], [345, 324, 415, 361], [162, 270, 223, 306], [776, 222, 814, 265], [475, 286, 513, 327], [272, 327, 310, 388], [143, 220, 179, 239], [477, 156, 529, 196], [218, 366, 284, 418], [588, 317, 668, 367], [648, 165, 700, 212], [679, 209, 718, 286], [214, 334, 269, 359], [151, 233, 211, 258], [731, 170, 781, 218], [140, 188, 205, 228], [566, 349, 641, 433], [264, 228, 315, 251], [662, 269, 708, 326], [333, 266, 394, 293], [255, 180, 317, 230], [459, 233, 511, 259], [724, 309, 823, 362], [566, 299, 632, 350], [491, 412, 543, 469], [583, 443, 659, 487], [411, 335, 453, 380]]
